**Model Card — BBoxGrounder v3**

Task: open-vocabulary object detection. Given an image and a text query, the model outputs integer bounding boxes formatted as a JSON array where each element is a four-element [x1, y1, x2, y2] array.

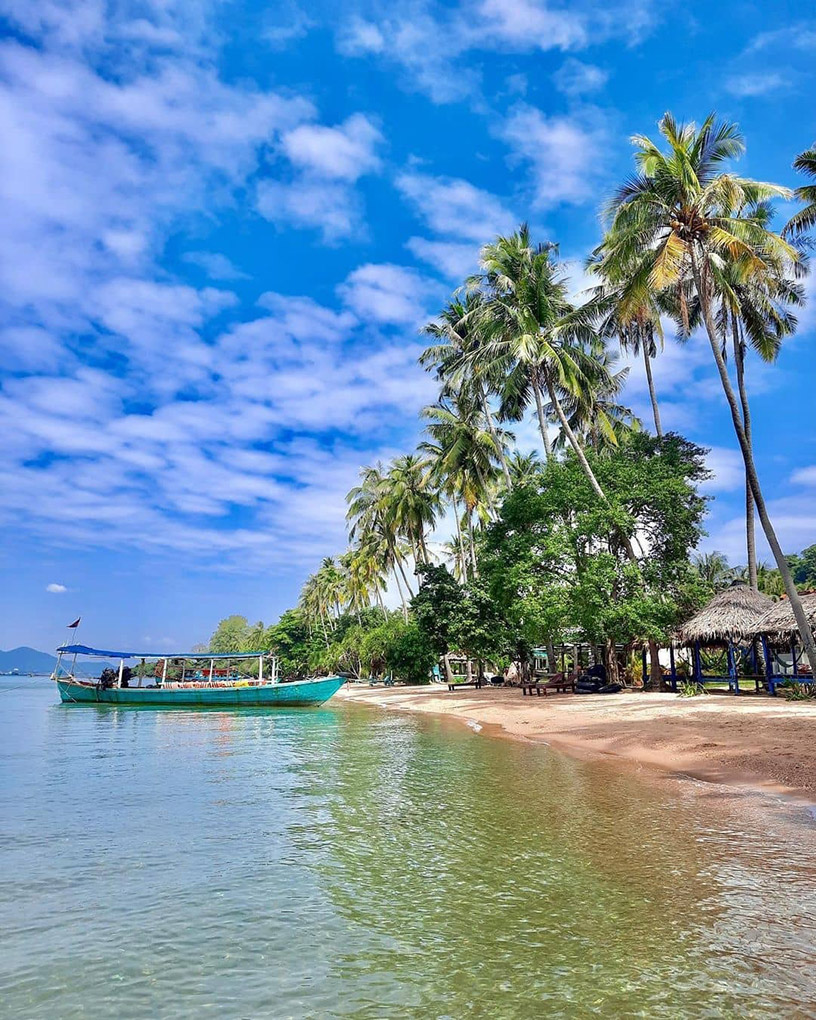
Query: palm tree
[[710, 246, 801, 588], [603, 112, 816, 674], [693, 551, 734, 590], [421, 293, 514, 488], [385, 454, 441, 567], [474, 226, 640, 564], [546, 349, 641, 454], [784, 143, 816, 237], [420, 394, 506, 574], [346, 463, 415, 616], [507, 450, 543, 487], [588, 254, 665, 437]]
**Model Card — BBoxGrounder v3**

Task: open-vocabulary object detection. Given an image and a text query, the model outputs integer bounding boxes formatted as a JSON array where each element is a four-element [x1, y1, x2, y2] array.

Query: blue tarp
[[57, 644, 266, 660]]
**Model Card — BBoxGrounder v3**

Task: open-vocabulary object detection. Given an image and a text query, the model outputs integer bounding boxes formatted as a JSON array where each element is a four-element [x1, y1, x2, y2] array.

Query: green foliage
[[382, 621, 436, 685], [788, 544, 816, 590], [209, 615, 250, 654], [781, 681, 816, 702], [411, 563, 465, 656], [678, 679, 708, 698], [479, 433, 711, 652]]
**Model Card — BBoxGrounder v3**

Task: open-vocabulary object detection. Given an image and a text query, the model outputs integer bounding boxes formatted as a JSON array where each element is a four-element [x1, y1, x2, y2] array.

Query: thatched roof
[[752, 592, 816, 641], [678, 583, 776, 644]]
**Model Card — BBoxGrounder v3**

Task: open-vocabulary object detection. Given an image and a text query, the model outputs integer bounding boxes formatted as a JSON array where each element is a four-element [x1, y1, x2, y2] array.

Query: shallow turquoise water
[[2, 677, 816, 1017]]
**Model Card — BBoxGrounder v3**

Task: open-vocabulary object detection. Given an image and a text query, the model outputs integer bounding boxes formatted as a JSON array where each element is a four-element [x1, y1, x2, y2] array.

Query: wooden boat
[[52, 644, 345, 708]]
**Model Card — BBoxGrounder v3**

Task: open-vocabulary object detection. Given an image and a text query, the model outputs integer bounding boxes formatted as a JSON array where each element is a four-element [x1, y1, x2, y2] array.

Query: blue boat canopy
[[57, 644, 268, 660]]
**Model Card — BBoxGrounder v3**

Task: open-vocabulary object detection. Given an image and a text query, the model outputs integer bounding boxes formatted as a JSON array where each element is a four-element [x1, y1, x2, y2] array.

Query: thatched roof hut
[[678, 582, 776, 645], [752, 592, 816, 642]]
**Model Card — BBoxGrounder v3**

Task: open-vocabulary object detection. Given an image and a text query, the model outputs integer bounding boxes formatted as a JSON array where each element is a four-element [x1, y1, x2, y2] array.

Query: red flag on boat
[[67, 618, 81, 628]]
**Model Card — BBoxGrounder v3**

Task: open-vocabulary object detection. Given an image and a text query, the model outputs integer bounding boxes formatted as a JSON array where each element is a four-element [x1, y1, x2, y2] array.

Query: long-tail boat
[[52, 644, 345, 707]]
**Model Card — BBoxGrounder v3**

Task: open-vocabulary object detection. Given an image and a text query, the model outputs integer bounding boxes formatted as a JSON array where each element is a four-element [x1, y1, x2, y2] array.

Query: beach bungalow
[[676, 582, 776, 693], [751, 593, 816, 693]]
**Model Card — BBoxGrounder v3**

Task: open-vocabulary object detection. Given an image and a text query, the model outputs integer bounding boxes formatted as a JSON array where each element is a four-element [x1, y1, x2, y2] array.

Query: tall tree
[[784, 143, 816, 237], [421, 293, 514, 488], [603, 112, 816, 674], [474, 226, 640, 564]]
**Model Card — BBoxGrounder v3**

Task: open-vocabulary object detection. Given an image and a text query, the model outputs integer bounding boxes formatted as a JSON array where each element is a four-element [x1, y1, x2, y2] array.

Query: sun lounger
[[447, 677, 484, 691]]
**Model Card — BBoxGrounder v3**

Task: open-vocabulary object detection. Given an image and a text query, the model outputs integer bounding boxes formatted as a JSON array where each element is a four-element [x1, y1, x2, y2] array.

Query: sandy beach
[[341, 684, 816, 800]]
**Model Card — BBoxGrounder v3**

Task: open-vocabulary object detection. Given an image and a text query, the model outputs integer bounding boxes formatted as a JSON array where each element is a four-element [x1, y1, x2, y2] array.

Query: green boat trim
[[55, 675, 345, 707]]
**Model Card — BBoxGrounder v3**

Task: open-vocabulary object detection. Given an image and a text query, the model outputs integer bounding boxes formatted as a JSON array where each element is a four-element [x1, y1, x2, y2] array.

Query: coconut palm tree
[[709, 244, 802, 589], [420, 394, 506, 574], [693, 551, 734, 590], [421, 293, 514, 488], [784, 143, 816, 237], [507, 450, 543, 487], [384, 454, 441, 567], [346, 463, 415, 614], [603, 112, 816, 674], [546, 349, 641, 454], [587, 254, 665, 438], [473, 226, 640, 565]]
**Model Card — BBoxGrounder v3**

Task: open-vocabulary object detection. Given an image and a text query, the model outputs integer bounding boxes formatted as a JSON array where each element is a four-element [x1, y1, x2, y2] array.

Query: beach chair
[[521, 672, 573, 696]]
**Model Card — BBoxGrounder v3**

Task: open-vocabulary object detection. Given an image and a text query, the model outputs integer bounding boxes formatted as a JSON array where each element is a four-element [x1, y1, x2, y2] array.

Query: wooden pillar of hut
[[669, 644, 677, 692], [641, 647, 648, 688], [791, 638, 799, 679]]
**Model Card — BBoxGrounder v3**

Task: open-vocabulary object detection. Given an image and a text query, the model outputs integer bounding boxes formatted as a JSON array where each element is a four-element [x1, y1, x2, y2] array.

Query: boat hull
[[56, 676, 345, 708]]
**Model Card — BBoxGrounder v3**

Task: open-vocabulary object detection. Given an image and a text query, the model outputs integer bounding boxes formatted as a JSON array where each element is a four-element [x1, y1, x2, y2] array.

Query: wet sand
[[340, 684, 816, 801]]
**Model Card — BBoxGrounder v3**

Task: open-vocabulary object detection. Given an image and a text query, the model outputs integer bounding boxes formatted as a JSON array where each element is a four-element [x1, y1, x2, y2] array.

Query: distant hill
[[0, 647, 113, 675]]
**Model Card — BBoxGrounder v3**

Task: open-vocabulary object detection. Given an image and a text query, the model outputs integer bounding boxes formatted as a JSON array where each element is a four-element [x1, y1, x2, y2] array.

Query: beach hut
[[751, 593, 816, 693], [676, 582, 776, 693]]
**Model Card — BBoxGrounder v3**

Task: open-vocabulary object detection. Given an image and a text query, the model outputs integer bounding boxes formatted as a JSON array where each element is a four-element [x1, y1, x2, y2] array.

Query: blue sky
[[1, 0, 815, 653]]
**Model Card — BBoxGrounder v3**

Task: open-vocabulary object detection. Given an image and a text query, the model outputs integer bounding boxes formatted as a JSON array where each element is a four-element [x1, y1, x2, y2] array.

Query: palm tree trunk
[[466, 508, 478, 575], [532, 376, 554, 462], [691, 250, 816, 674], [318, 607, 330, 649], [394, 552, 415, 599], [479, 386, 512, 488], [545, 378, 639, 565], [732, 319, 757, 589], [392, 568, 409, 622], [642, 344, 663, 438], [452, 495, 468, 583]]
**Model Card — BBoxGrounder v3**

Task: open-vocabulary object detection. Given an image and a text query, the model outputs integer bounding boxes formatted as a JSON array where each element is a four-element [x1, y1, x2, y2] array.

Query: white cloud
[[182, 252, 249, 280], [497, 104, 607, 208], [396, 172, 516, 242], [725, 73, 789, 98], [281, 114, 383, 181], [257, 178, 365, 243], [553, 58, 609, 96], [700, 447, 745, 494], [792, 466, 816, 487], [337, 264, 439, 325], [46, 583, 67, 593], [259, 116, 384, 241], [334, 0, 656, 103], [406, 237, 480, 279]]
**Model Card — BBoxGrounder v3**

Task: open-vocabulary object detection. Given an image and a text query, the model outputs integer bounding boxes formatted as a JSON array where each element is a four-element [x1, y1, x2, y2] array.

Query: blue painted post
[[727, 642, 739, 695], [791, 637, 799, 679], [760, 634, 774, 695], [669, 644, 677, 692], [641, 647, 648, 687], [694, 641, 703, 684]]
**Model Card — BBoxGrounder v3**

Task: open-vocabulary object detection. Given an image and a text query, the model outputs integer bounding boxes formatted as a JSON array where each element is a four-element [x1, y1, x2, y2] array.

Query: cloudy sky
[[1, 0, 814, 652]]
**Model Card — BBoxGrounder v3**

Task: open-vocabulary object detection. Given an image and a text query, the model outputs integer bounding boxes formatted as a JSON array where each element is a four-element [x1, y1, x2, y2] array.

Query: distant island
[[0, 647, 113, 675]]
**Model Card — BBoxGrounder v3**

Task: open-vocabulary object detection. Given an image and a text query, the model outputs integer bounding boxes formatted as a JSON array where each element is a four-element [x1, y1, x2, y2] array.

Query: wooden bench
[[447, 678, 484, 691], [521, 673, 575, 696]]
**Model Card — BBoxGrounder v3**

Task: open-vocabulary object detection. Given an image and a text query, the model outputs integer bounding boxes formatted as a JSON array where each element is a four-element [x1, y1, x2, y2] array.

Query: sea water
[[1, 676, 815, 1018]]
